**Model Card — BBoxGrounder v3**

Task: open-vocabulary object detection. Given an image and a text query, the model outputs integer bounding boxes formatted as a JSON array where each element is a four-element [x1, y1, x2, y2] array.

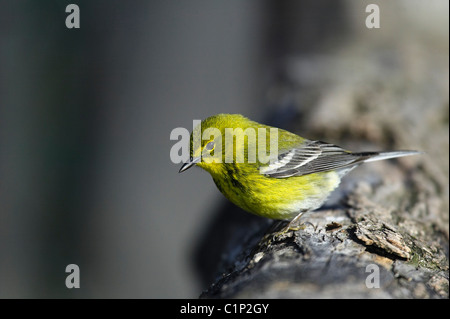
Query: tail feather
[[362, 150, 421, 163]]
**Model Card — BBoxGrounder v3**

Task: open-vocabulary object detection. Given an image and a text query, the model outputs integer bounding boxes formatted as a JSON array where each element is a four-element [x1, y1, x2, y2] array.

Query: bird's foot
[[270, 212, 312, 241], [269, 224, 300, 241]]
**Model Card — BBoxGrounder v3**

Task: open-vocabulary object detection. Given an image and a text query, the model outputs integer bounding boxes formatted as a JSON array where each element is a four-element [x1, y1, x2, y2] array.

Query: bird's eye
[[205, 141, 215, 152]]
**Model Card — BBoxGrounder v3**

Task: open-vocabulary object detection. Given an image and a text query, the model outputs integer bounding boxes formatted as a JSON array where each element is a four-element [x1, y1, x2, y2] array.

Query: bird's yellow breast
[[210, 163, 341, 220]]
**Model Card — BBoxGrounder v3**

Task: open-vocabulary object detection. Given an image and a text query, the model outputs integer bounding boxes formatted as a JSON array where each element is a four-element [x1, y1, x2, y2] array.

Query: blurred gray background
[[0, 0, 448, 298]]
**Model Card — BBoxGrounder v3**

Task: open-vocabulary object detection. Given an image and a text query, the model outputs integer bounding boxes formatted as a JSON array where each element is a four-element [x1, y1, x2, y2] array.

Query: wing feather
[[260, 140, 375, 178]]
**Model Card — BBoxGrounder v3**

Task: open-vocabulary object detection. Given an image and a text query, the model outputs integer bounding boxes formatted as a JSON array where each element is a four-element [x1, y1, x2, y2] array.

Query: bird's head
[[179, 113, 274, 176]]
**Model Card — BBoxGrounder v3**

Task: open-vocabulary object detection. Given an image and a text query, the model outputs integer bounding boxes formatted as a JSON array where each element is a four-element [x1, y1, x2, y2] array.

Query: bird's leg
[[281, 210, 305, 234], [271, 210, 308, 240], [285, 211, 306, 231]]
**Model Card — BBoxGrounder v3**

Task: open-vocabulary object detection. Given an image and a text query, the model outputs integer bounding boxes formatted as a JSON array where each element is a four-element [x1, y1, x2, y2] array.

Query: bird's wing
[[259, 140, 375, 178]]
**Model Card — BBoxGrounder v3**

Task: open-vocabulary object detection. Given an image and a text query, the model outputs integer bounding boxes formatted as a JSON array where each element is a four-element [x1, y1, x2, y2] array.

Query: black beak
[[179, 156, 201, 173]]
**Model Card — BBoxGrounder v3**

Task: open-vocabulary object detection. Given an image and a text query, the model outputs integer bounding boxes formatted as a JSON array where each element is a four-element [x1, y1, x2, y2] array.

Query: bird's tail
[[361, 150, 422, 163]]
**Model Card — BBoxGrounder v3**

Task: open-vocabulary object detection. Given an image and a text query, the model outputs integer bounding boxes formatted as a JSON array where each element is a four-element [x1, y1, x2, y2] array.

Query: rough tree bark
[[195, 2, 448, 299]]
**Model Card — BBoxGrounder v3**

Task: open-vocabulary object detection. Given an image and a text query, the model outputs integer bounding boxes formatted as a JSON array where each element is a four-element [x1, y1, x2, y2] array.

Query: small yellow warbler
[[179, 114, 419, 226]]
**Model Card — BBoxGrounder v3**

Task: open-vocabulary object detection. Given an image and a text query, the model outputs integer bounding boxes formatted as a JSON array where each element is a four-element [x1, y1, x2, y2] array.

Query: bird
[[179, 113, 419, 230]]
